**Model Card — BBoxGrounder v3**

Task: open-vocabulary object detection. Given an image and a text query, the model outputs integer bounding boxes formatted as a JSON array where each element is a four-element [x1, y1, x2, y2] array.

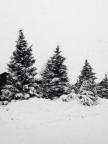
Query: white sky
[[0, 0, 108, 83]]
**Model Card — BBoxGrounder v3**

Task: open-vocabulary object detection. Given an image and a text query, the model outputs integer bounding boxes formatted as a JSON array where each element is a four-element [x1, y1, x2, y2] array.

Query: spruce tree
[[41, 45, 70, 99], [75, 59, 96, 92], [75, 60, 98, 105], [97, 74, 108, 98], [1, 29, 37, 101], [78, 79, 98, 106], [0, 72, 9, 95]]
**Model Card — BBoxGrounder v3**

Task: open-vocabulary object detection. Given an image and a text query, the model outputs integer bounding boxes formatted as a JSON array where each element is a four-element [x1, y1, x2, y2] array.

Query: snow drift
[[0, 97, 108, 144]]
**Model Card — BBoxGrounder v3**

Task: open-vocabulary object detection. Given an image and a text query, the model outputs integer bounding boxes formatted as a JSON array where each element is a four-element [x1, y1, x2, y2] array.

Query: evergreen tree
[[0, 72, 9, 95], [75, 59, 96, 92], [1, 29, 37, 101], [78, 79, 98, 106], [41, 45, 70, 99], [76, 60, 98, 105], [97, 74, 108, 98]]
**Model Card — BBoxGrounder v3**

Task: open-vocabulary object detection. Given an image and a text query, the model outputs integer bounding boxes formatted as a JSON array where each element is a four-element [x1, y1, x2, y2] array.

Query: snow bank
[[0, 98, 107, 144]]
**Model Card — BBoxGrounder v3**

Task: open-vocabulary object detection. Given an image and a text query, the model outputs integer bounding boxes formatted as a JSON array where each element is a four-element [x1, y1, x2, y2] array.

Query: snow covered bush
[[28, 87, 35, 95], [15, 93, 25, 100], [78, 80, 98, 106], [28, 87, 38, 97], [0, 84, 19, 101], [78, 90, 98, 106], [60, 94, 70, 102], [23, 93, 30, 99], [60, 93, 76, 102], [1, 100, 9, 105], [1, 88, 12, 101]]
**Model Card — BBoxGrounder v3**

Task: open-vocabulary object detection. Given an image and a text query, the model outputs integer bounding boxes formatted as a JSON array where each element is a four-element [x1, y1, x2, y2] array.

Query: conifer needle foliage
[[1, 30, 37, 101], [41, 45, 70, 99]]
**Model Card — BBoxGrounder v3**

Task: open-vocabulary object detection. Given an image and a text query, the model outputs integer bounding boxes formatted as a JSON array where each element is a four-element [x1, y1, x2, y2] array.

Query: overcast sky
[[0, 0, 108, 83]]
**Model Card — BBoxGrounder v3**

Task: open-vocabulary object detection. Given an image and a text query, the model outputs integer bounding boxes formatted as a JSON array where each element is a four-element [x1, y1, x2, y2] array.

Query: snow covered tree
[[41, 45, 71, 99], [0, 72, 9, 95], [97, 74, 108, 98], [75, 59, 96, 92], [75, 60, 98, 105], [1, 29, 37, 101], [78, 79, 98, 106]]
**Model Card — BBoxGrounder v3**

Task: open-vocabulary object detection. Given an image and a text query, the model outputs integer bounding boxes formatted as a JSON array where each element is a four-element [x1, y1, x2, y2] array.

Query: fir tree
[[78, 79, 98, 106], [41, 45, 70, 99], [76, 60, 98, 105], [97, 74, 108, 98], [75, 59, 96, 92], [1, 29, 37, 101], [0, 72, 9, 95]]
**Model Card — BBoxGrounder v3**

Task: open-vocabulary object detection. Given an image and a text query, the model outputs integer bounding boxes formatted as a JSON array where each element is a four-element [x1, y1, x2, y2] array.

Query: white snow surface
[[0, 97, 108, 144]]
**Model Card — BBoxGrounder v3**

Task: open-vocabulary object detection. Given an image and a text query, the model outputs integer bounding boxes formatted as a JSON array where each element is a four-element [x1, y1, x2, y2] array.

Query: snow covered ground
[[0, 97, 108, 144]]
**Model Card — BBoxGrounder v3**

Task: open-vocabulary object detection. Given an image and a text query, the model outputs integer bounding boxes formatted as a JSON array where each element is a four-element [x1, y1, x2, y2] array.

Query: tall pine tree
[[1, 29, 37, 101], [41, 45, 70, 99]]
